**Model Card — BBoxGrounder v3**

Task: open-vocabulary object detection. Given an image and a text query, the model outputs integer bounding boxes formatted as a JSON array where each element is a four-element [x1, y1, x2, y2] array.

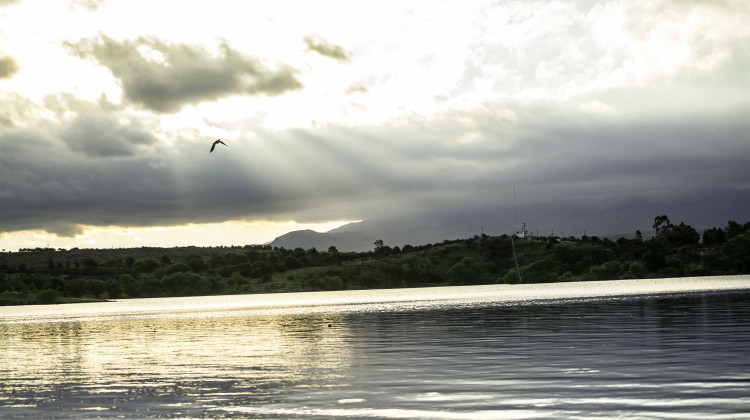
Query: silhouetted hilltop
[[270, 229, 372, 252], [272, 189, 750, 252]]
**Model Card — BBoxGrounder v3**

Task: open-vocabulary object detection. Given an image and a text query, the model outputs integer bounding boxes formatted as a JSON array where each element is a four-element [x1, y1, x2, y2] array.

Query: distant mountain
[[270, 229, 373, 252], [270, 188, 750, 252]]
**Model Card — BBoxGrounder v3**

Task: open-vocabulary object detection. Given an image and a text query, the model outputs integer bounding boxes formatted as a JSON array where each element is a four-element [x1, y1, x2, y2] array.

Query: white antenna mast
[[513, 186, 517, 226]]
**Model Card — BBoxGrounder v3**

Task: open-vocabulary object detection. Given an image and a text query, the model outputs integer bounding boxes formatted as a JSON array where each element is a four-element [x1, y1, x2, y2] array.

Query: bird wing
[[210, 139, 228, 153]]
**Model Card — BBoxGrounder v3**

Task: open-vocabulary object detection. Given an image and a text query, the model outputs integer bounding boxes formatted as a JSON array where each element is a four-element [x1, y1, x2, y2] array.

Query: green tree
[[551, 243, 613, 275], [65, 277, 86, 297], [250, 260, 273, 278], [80, 258, 98, 274], [447, 257, 483, 285], [502, 268, 521, 284], [702, 227, 726, 246], [1, 275, 24, 293], [285, 256, 301, 269], [209, 254, 228, 269], [123, 278, 142, 298], [227, 253, 248, 265], [725, 221, 747, 240], [653, 215, 673, 236], [400, 255, 436, 284], [663, 222, 699, 246], [589, 261, 623, 280], [622, 261, 647, 279], [36, 289, 60, 304], [185, 273, 211, 295], [185, 253, 208, 272], [159, 271, 184, 295], [119, 274, 136, 285], [165, 262, 190, 275], [291, 248, 309, 265], [643, 241, 666, 272], [105, 279, 122, 298], [519, 259, 558, 283], [352, 270, 384, 289], [721, 232, 750, 272], [131, 258, 160, 276], [244, 250, 260, 263], [663, 256, 686, 276], [82, 278, 105, 297]]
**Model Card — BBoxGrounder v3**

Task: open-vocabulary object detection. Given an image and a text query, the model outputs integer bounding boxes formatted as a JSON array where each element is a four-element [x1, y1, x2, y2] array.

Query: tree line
[[1, 216, 749, 305]]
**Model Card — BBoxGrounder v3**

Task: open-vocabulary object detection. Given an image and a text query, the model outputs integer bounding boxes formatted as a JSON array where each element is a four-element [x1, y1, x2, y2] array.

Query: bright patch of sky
[[0, 220, 352, 251]]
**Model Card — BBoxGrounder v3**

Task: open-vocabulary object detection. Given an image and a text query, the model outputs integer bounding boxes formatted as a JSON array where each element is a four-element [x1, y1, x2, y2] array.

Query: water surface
[[2, 276, 749, 419]]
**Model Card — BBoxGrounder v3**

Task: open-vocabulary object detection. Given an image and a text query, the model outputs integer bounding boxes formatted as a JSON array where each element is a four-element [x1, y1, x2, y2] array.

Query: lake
[[2, 276, 749, 419]]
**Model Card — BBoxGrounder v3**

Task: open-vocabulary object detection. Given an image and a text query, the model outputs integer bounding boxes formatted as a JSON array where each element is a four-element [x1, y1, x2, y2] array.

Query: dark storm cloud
[[218, 105, 750, 223], [64, 35, 303, 113], [506, 114, 750, 200], [0, 131, 174, 235], [0, 127, 261, 236], [2, 112, 749, 237], [303, 35, 351, 62], [1, 78, 749, 238], [61, 114, 157, 157], [0, 55, 18, 79], [0, 96, 308, 235], [39, 93, 159, 157]]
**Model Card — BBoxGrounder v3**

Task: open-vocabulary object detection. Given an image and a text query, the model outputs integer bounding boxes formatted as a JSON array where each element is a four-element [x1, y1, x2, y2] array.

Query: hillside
[[270, 189, 750, 252], [2, 217, 749, 305]]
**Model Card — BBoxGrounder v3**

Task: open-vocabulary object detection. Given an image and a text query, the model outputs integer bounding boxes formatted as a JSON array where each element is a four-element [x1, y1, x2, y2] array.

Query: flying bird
[[210, 139, 227, 153]]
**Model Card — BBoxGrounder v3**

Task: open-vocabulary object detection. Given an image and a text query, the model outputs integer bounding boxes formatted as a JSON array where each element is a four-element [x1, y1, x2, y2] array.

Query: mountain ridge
[[270, 189, 750, 252]]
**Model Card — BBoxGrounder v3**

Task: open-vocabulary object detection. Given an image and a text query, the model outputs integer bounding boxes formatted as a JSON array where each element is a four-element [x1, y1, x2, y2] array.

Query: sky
[[0, 0, 748, 251]]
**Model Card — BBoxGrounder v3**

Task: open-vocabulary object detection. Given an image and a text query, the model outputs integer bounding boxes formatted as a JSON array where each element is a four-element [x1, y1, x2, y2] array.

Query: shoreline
[[2, 275, 749, 322]]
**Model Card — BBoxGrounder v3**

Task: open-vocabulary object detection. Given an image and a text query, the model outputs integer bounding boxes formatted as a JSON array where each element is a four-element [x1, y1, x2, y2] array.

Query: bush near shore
[[1, 216, 749, 305]]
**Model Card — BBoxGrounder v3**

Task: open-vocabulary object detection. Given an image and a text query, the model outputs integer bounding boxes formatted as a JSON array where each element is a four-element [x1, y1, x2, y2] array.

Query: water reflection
[[2, 312, 354, 417], [1, 278, 750, 419]]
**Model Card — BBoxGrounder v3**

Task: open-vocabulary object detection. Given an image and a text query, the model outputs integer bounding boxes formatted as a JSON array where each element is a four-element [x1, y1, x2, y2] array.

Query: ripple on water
[[1, 277, 749, 419]]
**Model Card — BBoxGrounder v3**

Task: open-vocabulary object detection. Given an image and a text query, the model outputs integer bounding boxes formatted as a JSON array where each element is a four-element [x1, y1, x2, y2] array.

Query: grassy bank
[[0, 291, 106, 306]]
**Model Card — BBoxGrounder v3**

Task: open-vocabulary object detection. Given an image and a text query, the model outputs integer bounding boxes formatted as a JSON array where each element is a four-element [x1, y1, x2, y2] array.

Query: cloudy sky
[[0, 0, 748, 250]]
